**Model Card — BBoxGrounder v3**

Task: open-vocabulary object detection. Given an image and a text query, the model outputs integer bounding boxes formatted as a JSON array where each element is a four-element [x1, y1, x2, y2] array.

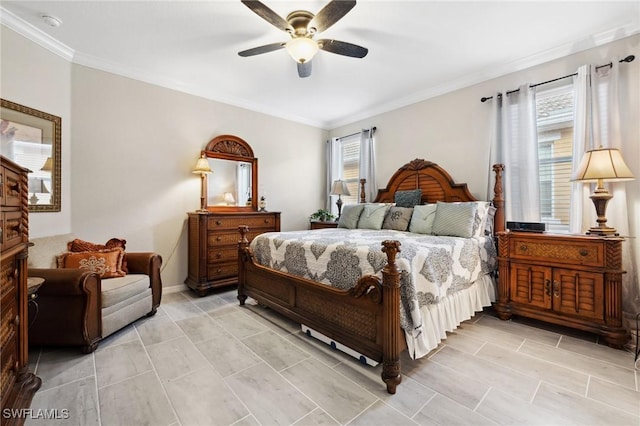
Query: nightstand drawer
[[510, 237, 603, 267], [207, 247, 237, 263], [207, 231, 262, 247], [208, 263, 237, 280]]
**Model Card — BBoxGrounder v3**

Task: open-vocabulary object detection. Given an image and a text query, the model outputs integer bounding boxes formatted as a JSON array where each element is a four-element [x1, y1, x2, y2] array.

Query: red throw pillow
[[67, 238, 128, 274], [57, 248, 126, 279]]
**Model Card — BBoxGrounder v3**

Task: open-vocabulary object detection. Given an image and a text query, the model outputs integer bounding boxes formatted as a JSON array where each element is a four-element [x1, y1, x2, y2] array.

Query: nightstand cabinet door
[[496, 231, 626, 348], [553, 268, 604, 321], [509, 264, 551, 309]]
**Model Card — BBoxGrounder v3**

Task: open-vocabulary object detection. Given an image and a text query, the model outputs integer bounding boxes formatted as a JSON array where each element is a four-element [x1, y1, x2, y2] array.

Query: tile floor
[[26, 288, 640, 426]]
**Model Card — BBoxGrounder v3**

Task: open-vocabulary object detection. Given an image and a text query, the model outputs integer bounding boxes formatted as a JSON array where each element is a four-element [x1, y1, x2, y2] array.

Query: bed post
[[237, 225, 249, 306], [380, 240, 402, 394], [359, 179, 367, 203], [492, 164, 505, 233]]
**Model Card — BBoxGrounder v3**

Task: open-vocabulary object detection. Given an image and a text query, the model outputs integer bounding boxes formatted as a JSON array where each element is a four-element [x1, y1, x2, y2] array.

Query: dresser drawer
[[1, 257, 18, 302], [208, 263, 238, 280], [0, 296, 18, 350], [1, 165, 22, 207], [207, 247, 238, 263], [208, 214, 278, 231], [1, 210, 24, 252], [1, 336, 18, 405], [509, 237, 604, 267], [207, 230, 263, 247]]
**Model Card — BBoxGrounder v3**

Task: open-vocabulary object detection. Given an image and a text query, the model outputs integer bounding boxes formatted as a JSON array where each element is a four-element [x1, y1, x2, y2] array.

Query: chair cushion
[[29, 233, 76, 268], [101, 274, 150, 309]]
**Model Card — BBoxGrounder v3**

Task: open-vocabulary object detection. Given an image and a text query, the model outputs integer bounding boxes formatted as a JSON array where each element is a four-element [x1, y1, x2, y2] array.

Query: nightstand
[[310, 221, 339, 230], [495, 231, 627, 348]]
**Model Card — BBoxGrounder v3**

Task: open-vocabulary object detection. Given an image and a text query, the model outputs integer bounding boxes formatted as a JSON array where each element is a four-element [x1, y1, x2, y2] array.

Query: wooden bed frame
[[237, 159, 505, 394]]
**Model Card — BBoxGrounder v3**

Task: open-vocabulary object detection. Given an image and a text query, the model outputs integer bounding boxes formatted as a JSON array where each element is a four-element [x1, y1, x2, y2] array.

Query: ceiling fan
[[238, 0, 368, 78]]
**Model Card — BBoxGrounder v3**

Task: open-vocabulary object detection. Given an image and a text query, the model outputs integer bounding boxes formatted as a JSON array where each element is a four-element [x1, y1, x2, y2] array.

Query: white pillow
[[409, 204, 437, 234]]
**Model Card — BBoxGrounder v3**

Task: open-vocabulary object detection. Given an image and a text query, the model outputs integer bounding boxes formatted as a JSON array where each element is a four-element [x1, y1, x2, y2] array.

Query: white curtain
[[571, 60, 639, 318], [489, 84, 540, 221], [359, 127, 377, 202], [326, 137, 341, 212], [236, 163, 250, 206]]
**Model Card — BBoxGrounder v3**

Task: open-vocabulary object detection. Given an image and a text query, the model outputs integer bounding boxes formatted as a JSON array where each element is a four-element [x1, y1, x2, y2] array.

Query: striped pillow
[[432, 202, 478, 238], [358, 204, 391, 230]]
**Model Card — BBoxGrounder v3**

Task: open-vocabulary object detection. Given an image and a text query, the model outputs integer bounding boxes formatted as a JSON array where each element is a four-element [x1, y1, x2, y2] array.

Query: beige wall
[[2, 24, 638, 303], [1, 27, 73, 236]]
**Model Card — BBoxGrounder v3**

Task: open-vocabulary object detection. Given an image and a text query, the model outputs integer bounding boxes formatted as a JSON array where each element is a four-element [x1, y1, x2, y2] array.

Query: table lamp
[[192, 154, 212, 211], [572, 147, 635, 236], [330, 180, 351, 220]]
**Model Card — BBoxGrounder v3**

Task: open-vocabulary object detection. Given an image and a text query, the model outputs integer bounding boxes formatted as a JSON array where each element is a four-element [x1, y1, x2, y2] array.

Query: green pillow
[[337, 204, 365, 229], [358, 204, 390, 230], [431, 202, 478, 238], [409, 204, 437, 234]]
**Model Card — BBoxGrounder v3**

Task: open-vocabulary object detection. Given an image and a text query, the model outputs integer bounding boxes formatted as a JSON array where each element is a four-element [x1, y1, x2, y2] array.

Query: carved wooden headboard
[[360, 159, 505, 233]]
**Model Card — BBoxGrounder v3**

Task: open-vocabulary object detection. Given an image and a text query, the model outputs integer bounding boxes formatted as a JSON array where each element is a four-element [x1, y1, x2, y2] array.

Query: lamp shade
[[572, 147, 635, 182], [286, 37, 319, 64], [330, 180, 351, 196], [40, 157, 53, 172], [192, 155, 212, 174]]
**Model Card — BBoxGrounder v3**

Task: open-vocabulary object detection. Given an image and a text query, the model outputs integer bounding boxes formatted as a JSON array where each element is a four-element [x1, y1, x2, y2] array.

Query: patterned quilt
[[250, 228, 497, 337]]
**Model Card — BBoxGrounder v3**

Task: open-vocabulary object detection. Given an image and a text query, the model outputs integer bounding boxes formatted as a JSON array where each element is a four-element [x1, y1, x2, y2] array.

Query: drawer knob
[[215, 220, 222, 226], [14, 315, 20, 327], [216, 269, 222, 273], [216, 253, 222, 259], [264, 219, 270, 224], [579, 249, 589, 257], [216, 237, 222, 241], [519, 244, 528, 251]]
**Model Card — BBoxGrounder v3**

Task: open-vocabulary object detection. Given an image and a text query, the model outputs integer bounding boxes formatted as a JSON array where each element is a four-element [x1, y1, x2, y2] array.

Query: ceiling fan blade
[[297, 61, 312, 78], [241, 0, 291, 32], [238, 42, 285, 57], [318, 39, 368, 58], [309, 0, 356, 33]]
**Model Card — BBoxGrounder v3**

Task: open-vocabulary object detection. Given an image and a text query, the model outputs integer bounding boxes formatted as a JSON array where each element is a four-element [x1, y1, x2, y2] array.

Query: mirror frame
[[203, 134, 258, 212], [1, 99, 61, 212]]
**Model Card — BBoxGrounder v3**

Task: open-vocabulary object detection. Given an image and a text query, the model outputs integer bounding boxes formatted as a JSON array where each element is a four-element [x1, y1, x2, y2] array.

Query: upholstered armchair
[[27, 234, 162, 353]]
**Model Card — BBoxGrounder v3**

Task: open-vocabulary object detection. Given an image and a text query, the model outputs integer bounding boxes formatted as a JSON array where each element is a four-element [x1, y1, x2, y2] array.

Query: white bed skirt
[[406, 274, 497, 359]]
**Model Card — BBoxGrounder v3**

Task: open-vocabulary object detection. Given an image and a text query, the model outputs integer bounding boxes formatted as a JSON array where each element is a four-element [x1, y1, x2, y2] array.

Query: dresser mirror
[[1, 99, 61, 212], [203, 134, 257, 211]]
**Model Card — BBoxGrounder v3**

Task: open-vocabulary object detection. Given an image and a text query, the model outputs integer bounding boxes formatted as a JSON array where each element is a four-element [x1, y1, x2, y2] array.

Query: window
[[339, 134, 360, 206], [535, 83, 574, 232]]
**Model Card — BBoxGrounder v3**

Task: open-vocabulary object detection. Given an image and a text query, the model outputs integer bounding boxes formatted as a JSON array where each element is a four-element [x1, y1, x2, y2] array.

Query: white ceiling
[[2, 1, 639, 129]]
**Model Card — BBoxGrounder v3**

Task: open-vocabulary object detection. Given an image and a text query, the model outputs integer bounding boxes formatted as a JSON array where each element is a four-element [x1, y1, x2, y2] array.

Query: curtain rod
[[337, 126, 377, 140], [480, 55, 635, 103]]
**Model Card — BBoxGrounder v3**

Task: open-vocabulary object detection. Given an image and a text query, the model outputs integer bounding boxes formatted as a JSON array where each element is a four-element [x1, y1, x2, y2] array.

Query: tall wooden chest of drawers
[[186, 211, 280, 296], [1, 156, 41, 424], [495, 231, 627, 347]]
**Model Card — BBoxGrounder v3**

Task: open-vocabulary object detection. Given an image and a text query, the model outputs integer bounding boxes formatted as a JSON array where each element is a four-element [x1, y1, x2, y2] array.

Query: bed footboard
[[238, 226, 403, 394]]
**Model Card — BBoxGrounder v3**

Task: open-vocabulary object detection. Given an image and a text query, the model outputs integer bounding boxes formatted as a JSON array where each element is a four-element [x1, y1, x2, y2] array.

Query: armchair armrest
[[29, 268, 101, 296], [124, 252, 162, 310]]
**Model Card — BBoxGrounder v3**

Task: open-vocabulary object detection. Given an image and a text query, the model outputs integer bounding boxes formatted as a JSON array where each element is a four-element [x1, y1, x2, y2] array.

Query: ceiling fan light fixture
[[285, 37, 318, 63]]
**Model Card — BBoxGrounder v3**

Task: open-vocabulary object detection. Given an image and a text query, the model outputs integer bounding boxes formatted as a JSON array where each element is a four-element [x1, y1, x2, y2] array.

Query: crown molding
[[0, 7, 74, 61], [327, 22, 640, 129]]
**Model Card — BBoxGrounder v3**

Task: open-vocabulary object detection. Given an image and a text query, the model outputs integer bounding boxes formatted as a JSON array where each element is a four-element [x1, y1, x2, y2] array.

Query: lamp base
[[586, 226, 619, 236]]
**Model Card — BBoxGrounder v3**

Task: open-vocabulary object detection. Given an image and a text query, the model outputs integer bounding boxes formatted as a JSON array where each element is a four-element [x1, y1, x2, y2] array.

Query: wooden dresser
[[495, 231, 627, 347], [1, 156, 41, 424], [186, 211, 280, 296]]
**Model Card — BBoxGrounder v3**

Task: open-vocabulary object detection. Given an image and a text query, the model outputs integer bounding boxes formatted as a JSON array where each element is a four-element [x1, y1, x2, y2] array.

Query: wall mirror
[[1, 99, 61, 212], [203, 134, 257, 211]]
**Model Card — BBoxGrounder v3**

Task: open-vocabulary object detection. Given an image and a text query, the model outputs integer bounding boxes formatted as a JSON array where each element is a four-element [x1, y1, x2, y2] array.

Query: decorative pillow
[[471, 201, 492, 238], [408, 204, 437, 234], [394, 189, 422, 208], [68, 238, 128, 273], [337, 204, 365, 229], [431, 202, 478, 238], [382, 206, 413, 231], [357, 204, 391, 230], [57, 248, 126, 279]]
